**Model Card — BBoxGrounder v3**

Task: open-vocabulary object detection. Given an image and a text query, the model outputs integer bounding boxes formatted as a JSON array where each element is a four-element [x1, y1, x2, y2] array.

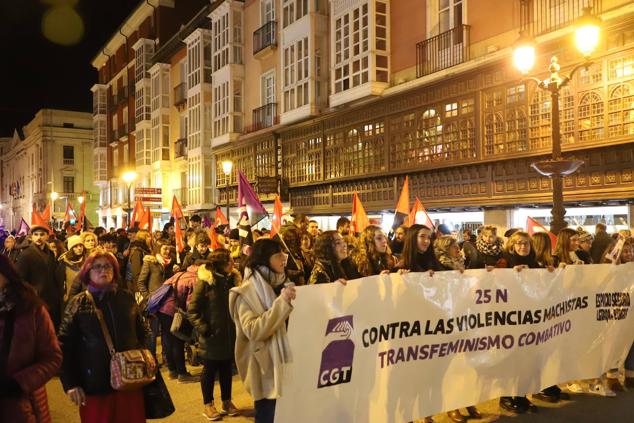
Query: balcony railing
[[248, 103, 278, 133], [416, 24, 470, 78], [173, 188, 188, 207], [63, 158, 74, 165], [253, 21, 277, 55], [175, 137, 187, 158], [519, 0, 602, 37], [174, 83, 187, 106]]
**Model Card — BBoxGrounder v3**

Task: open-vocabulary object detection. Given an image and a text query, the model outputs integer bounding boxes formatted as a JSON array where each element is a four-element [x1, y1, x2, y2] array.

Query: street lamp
[[122, 170, 138, 228], [513, 7, 601, 234], [222, 160, 233, 228], [50, 191, 59, 229]]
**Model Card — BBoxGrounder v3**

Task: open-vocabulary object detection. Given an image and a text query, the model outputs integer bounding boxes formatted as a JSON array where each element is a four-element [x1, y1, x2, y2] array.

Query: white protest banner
[[275, 264, 634, 423]]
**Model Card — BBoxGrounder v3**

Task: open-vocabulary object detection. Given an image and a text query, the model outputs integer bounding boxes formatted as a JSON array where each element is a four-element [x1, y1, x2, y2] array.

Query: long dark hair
[[313, 231, 349, 280], [245, 238, 284, 270], [401, 224, 440, 272], [0, 254, 43, 314]]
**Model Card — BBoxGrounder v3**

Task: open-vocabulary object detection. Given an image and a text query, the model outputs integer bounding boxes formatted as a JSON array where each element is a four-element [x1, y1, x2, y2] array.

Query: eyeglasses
[[516, 241, 531, 247], [91, 264, 114, 272]]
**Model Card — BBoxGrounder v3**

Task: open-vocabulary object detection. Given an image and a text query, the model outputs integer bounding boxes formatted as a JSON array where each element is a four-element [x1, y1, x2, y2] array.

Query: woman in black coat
[[187, 249, 241, 421], [465, 225, 504, 269], [58, 248, 151, 423], [398, 224, 443, 272]]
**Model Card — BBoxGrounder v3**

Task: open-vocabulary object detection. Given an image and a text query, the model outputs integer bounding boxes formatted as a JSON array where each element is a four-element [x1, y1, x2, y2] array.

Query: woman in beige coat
[[228, 239, 295, 423]]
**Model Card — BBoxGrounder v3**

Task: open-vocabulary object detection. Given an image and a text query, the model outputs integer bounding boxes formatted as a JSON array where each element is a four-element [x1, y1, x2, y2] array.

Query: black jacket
[[58, 289, 150, 395], [466, 248, 502, 269], [127, 240, 151, 290], [498, 251, 539, 269], [590, 231, 612, 264], [1, 247, 19, 263], [308, 257, 362, 284], [15, 243, 63, 329], [187, 265, 237, 361], [181, 249, 212, 269]]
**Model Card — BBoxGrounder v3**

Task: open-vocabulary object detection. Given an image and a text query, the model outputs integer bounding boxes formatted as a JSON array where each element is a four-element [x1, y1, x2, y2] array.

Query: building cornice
[[91, 0, 176, 70]]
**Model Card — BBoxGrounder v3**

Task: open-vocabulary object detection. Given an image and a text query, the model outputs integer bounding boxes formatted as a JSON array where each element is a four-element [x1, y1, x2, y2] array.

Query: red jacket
[[0, 305, 62, 423]]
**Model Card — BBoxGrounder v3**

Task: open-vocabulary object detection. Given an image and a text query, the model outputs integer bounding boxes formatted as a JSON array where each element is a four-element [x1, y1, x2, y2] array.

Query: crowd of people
[[0, 213, 633, 423]]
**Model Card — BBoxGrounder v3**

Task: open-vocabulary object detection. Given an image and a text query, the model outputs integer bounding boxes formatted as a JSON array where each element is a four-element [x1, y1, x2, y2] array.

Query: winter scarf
[[476, 237, 504, 256], [437, 253, 465, 271], [568, 250, 585, 265], [243, 265, 292, 366], [155, 254, 172, 268]]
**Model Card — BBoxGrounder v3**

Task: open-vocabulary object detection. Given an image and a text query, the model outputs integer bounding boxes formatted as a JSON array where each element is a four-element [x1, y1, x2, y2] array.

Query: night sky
[[0, 0, 138, 136]]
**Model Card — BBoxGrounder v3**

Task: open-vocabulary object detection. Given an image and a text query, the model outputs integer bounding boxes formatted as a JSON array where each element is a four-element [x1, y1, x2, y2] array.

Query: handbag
[[146, 283, 173, 313], [170, 274, 194, 341], [85, 291, 157, 391], [143, 369, 175, 419]]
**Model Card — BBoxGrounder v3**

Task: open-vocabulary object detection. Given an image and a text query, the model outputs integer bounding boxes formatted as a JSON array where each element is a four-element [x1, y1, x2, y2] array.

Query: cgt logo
[[317, 315, 354, 388]]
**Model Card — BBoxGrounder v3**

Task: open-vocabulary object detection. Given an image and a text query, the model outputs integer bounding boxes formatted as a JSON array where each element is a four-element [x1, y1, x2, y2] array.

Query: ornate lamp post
[[122, 170, 138, 229], [513, 7, 601, 234], [50, 191, 59, 229], [222, 160, 233, 228]]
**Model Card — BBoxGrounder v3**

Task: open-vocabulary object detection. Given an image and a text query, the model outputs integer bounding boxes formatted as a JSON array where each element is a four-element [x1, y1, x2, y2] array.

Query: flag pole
[[276, 233, 302, 270]]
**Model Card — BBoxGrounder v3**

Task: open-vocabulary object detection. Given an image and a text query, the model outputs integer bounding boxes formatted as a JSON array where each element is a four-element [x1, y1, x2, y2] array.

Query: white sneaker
[[566, 382, 585, 393], [588, 383, 616, 397]]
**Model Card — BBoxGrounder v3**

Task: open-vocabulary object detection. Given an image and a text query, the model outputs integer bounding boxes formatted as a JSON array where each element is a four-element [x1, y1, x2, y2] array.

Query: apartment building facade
[[0, 110, 95, 230], [91, 0, 208, 229], [213, 0, 634, 228], [94, 0, 634, 230]]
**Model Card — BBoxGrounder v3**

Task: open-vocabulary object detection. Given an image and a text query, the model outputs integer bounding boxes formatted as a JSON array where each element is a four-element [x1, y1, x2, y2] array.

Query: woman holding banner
[[553, 228, 584, 266], [495, 232, 541, 413], [353, 225, 397, 276], [399, 224, 442, 272], [228, 239, 295, 423], [465, 225, 503, 270], [309, 231, 361, 284]]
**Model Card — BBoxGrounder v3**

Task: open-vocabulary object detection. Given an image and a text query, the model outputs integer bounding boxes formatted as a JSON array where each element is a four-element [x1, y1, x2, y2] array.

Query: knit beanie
[[67, 235, 84, 250]]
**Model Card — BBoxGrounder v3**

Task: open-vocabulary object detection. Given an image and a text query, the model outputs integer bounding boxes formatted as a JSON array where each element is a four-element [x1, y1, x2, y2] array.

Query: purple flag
[[237, 171, 268, 226], [17, 218, 30, 236], [202, 215, 212, 228]]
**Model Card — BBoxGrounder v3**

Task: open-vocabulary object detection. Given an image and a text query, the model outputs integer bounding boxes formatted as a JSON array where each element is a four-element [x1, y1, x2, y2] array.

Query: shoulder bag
[[85, 291, 156, 391]]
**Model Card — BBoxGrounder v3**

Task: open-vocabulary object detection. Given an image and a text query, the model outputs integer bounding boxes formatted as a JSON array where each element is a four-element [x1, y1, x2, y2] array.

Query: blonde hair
[[433, 235, 456, 257], [505, 231, 532, 254], [479, 225, 497, 237], [80, 231, 97, 245], [532, 232, 554, 267]]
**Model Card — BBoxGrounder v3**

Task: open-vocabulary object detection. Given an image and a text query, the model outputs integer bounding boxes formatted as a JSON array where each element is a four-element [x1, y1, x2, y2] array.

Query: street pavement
[[47, 368, 634, 423]]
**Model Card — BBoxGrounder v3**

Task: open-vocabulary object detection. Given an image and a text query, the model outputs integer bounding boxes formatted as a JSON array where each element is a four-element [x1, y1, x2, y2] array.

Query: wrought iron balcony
[[174, 83, 187, 106], [253, 21, 277, 56], [248, 103, 278, 133], [416, 24, 470, 78], [175, 137, 187, 158], [519, 0, 602, 37]]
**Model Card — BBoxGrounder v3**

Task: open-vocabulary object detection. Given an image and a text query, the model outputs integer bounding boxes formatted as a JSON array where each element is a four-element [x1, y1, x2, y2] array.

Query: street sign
[[135, 187, 162, 208], [135, 187, 162, 195], [256, 176, 278, 195]]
